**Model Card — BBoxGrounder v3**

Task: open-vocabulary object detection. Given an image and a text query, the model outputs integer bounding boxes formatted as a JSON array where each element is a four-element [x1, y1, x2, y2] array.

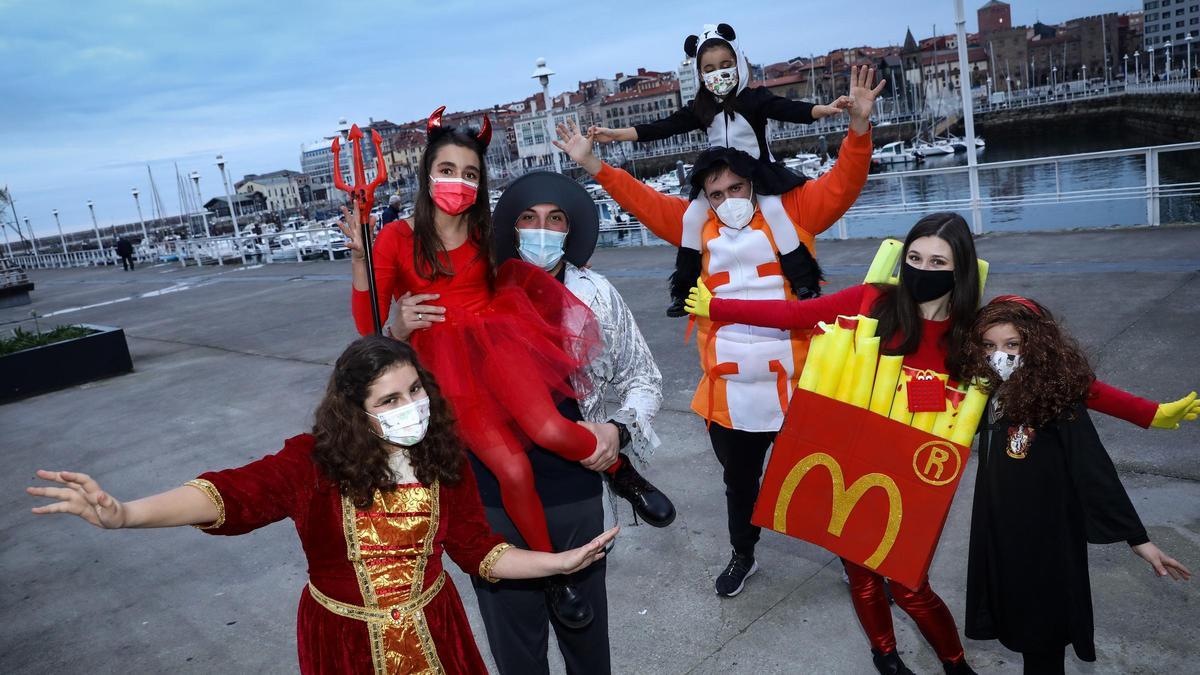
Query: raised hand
[[558, 526, 620, 574], [27, 470, 126, 529], [336, 205, 374, 259], [846, 65, 887, 132], [552, 119, 601, 175]]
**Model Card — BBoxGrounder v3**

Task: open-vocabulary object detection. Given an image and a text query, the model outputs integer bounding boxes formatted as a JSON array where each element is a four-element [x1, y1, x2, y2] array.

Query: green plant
[[0, 325, 97, 356]]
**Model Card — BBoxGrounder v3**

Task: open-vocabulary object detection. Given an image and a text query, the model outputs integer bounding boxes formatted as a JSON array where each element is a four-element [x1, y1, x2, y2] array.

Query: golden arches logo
[[912, 441, 962, 486], [772, 452, 902, 569]]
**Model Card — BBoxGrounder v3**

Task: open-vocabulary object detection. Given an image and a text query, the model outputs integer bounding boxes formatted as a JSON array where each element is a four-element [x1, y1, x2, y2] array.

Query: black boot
[[607, 453, 675, 527], [942, 658, 977, 675], [778, 245, 824, 299], [871, 649, 915, 675], [667, 247, 703, 317], [545, 576, 593, 629]]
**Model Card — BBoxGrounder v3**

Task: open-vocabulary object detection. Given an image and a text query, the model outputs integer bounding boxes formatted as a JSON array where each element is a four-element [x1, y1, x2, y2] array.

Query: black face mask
[[901, 262, 956, 303]]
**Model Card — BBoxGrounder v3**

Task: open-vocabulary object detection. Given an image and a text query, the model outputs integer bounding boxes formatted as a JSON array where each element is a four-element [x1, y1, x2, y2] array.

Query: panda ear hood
[[691, 22, 750, 94]]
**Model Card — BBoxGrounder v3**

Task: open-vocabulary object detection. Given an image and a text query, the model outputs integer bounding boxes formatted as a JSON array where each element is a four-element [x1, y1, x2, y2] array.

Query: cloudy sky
[[2, 0, 1139, 237]]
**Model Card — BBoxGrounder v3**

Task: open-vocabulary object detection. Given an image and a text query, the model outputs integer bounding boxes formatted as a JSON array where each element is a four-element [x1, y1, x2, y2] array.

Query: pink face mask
[[429, 176, 478, 215]]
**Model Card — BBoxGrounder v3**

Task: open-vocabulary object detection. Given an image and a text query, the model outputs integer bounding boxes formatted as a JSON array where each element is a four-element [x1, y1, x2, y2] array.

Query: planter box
[[0, 324, 133, 402]]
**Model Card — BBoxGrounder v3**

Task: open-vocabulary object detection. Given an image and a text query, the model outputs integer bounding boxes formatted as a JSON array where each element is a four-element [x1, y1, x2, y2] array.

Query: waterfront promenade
[[2, 225, 1198, 674]]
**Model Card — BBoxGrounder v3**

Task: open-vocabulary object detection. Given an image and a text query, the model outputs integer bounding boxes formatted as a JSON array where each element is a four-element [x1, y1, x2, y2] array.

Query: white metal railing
[[832, 140, 1200, 237], [8, 223, 351, 270], [974, 78, 1199, 113]]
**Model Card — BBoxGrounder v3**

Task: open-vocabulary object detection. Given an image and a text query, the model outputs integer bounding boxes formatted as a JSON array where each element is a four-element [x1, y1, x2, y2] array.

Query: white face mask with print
[[714, 196, 755, 230], [988, 351, 1022, 382], [703, 66, 739, 97], [367, 397, 431, 447]]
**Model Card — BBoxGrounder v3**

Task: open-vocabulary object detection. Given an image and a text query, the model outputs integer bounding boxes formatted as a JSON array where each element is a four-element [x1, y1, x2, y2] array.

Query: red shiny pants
[[843, 559, 965, 663]]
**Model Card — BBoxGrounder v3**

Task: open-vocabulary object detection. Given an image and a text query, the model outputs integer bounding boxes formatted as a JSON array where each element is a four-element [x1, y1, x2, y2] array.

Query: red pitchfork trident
[[332, 124, 388, 334]]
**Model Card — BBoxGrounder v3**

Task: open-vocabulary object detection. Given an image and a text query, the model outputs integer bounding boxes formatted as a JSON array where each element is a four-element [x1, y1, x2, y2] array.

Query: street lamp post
[[189, 171, 211, 238], [215, 155, 245, 263], [1150, 47, 1155, 81], [131, 188, 150, 245], [86, 200, 106, 259], [531, 57, 561, 174], [1123, 54, 1129, 84], [1187, 35, 1194, 81], [1165, 41, 1173, 81], [1051, 65, 1058, 93], [1081, 64, 1087, 87], [51, 209, 68, 255], [1135, 50, 1141, 83]]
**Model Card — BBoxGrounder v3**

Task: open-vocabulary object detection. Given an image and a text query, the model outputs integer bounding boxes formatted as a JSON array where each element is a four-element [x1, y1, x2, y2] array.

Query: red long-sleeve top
[[709, 284, 1158, 428]]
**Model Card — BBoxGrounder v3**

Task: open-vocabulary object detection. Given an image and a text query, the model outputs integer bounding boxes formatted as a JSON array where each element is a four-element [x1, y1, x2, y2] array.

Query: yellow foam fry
[[977, 258, 990, 298], [911, 411, 938, 432], [849, 337, 880, 408], [855, 316, 879, 343], [932, 384, 969, 439], [816, 320, 855, 398], [950, 380, 990, 446], [869, 355, 904, 416], [834, 344, 858, 403], [798, 325, 830, 392], [888, 377, 913, 426], [864, 239, 904, 284]]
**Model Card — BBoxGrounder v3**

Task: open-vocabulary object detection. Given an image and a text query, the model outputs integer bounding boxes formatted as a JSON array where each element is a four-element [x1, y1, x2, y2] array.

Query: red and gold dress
[[186, 434, 510, 674]]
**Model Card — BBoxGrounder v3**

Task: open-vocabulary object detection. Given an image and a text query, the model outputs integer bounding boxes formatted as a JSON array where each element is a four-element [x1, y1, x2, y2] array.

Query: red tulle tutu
[[409, 259, 601, 455]]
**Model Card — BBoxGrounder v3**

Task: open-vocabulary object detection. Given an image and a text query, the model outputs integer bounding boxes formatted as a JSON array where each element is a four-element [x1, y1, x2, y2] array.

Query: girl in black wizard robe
[[958, 295, 1191, 675]]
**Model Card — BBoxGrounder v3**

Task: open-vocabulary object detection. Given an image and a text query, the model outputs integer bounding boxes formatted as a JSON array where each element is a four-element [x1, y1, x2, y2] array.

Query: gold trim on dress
[[183, 479, 225, 530], [308, 573, 446, 625], [479, 543, 514, 583]]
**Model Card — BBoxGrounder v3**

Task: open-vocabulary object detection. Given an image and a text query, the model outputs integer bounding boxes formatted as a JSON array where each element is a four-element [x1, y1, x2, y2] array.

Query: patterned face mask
[[702, 66, 739, 97], [988, 350, 1021, 381]]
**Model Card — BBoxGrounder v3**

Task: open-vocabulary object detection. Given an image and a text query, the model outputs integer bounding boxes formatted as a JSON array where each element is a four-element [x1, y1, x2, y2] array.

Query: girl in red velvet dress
[[687, 212, 1198, 675], [26, 336, 617, 674]]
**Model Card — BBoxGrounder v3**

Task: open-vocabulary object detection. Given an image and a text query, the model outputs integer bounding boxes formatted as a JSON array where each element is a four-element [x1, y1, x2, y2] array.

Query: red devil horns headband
[[989, 294, 1043, 316], [426, 105, 492, 148]]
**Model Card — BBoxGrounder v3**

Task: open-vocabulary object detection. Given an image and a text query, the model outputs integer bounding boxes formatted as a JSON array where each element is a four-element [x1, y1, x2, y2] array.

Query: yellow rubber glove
[[1152, 391, 1200, 429], [684, 277, 712, 318]]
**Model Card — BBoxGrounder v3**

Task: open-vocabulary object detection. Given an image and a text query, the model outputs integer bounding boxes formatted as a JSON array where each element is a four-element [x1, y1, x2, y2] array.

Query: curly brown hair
[[311, 336, 464, 507], [960, 297, 1095, 428]]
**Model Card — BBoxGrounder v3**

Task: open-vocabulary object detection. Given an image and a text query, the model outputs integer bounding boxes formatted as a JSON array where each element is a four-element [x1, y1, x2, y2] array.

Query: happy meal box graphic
[[751, 241, 990, 590]]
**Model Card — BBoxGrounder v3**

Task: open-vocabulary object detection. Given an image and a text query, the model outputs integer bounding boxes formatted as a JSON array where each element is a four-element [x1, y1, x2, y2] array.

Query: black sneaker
[[715, 551, 759, 597], [666, 297, 687, 318], [942, 659, 977, 675], [607, 454, 676, 527]]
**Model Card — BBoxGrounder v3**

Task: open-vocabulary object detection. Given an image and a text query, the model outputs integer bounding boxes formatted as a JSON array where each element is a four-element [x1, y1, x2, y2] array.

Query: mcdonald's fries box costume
[[187, 434, 509, 674]]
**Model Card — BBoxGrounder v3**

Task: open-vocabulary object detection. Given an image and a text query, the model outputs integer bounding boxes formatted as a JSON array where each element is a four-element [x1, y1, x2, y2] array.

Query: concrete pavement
[[2, 224, 1198, 674]]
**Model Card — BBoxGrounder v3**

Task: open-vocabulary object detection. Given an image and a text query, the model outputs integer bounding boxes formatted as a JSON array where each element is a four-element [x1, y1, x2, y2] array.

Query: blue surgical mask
[[517, 228, 568, 271]]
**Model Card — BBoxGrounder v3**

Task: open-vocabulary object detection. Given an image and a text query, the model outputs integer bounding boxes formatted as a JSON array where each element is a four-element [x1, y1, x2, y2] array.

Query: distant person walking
[[382, 194, 402, 226], [115, 237, 135, 271]]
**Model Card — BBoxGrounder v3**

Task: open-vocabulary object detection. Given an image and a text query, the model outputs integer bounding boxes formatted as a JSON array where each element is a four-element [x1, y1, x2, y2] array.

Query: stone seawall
[[967, 94, 1200, 144]]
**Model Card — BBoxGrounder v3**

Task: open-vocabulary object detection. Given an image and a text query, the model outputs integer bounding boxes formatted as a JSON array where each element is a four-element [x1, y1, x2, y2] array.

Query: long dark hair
[[692, 38, 740, 128], [312, 336, 463, 507], [410, 127, 493, 281], [870, 212, 980, 380], [960, 298, 1094, 427]]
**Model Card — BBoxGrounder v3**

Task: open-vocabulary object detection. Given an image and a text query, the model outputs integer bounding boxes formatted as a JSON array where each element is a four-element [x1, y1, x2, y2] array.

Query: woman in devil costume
[[590, 22, 849, 316], [341, 107, 669, 629]]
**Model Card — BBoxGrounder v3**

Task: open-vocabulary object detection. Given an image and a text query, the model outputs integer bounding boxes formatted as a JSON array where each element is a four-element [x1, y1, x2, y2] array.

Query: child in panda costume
[[590, 23, 849, 316]]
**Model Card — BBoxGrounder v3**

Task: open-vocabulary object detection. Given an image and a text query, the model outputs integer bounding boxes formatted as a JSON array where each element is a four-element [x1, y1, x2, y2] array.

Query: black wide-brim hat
[[493, 171, 599, 267]]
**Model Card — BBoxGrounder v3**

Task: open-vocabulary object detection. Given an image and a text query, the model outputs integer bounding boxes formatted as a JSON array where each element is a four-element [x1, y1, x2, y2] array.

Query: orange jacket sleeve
[[594, 162, 688, 247], [350, 221, 405, 335], [782, 127, 872, 237]]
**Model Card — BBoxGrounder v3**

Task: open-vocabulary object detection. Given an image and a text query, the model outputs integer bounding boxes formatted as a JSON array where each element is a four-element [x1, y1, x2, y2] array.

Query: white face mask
[[517, 228, 568, 271], [367, 397, 431, 447], [714, 196, 755, 230], [988, 351, 1021, 381], [702, 66, 739, 97]]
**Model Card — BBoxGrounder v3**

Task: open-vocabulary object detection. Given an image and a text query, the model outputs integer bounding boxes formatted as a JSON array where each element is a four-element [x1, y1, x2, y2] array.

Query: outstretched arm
[[554, 119, 688, 246], [27, 470, 218, 529], [486, 527, 619, 580], [688, 282, 868, 330], [1086, 381, 1199, 429]]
